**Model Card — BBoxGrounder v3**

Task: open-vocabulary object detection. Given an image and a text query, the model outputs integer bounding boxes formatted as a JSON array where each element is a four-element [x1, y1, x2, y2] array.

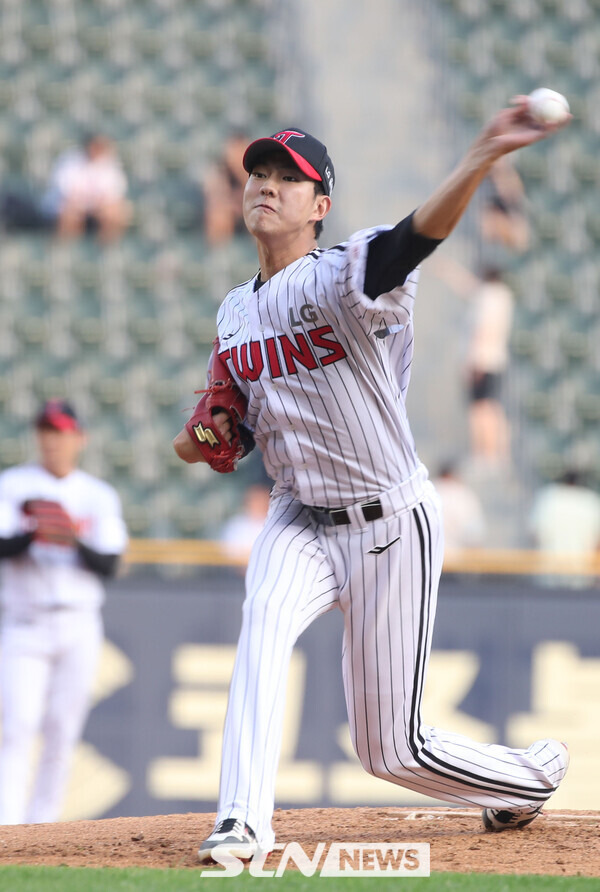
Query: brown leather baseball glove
[[21, 499, 77, 546], [184, 338, 255, 473]]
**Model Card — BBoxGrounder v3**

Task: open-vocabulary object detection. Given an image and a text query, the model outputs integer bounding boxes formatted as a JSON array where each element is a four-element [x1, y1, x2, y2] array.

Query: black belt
[[308, 498, 383, 526]]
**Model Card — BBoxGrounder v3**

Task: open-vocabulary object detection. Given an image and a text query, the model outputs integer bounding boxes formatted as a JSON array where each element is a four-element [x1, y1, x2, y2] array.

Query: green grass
[[0, 867, 596, 891]]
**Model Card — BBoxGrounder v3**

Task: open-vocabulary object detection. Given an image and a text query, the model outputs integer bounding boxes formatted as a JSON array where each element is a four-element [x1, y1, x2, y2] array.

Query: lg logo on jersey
[[288, 303, 318, 326]]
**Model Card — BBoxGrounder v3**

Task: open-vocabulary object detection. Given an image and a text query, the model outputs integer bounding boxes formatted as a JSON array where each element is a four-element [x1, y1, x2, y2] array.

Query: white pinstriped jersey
[[216, 226, 426, 509]]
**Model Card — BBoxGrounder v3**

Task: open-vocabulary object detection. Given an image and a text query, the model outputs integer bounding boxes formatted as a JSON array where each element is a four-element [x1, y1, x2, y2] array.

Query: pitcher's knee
[[43, 716, 82, 752], [357, 745, 423, 784], [242, 589, 299, 643], [375, 760, 422, 785]]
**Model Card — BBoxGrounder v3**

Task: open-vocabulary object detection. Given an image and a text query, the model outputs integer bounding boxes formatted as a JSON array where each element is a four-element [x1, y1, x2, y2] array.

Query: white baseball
[[527, 88, 570, 125]]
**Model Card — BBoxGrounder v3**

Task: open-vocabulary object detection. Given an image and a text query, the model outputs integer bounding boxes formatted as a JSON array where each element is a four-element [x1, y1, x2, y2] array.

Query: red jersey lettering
[[265, 337, 283, 378], [230, 341, 264, 382], [278, 333, 319, 375], [308, 325, 348, 365]]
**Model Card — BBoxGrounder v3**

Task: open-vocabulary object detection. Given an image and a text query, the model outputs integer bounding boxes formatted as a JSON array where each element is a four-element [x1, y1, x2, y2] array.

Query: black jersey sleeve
[[77, 542, 121, 578], [0, 532, 35, 558], [363, 211, 443, 299]]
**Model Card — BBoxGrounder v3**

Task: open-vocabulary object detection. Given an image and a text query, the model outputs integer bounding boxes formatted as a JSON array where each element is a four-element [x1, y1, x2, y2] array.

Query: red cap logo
[[273, 130, 306, 145]]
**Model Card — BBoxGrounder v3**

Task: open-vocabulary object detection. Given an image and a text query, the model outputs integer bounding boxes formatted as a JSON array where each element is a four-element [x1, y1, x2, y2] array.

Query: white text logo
[[200, 841, 430, 878]]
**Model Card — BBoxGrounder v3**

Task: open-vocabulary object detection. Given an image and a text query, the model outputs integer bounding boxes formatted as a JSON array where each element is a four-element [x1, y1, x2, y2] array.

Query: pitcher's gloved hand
[[184, 337, 255, 473]]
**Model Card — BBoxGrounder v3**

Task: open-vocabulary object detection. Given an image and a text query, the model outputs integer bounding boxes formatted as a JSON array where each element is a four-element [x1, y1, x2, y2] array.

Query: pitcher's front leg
[[200, 496, 338, 861]]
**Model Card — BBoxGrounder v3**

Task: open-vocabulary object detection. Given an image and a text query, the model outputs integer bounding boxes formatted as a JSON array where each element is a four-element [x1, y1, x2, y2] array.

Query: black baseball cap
[[242, 128, 335, 196], [35, 399, 82, 432]]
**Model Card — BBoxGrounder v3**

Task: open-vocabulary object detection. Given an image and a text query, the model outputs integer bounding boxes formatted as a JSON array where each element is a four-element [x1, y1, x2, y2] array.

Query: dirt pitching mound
[[0, 807, 597, 876]]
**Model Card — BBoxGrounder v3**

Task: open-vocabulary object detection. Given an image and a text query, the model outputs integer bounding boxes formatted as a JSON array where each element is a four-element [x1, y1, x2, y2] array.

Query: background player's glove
[[184, 338, 255, 474], [21, 499, 77, 546]]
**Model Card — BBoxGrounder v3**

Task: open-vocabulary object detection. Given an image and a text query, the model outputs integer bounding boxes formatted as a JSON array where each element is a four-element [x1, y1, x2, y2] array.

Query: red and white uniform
[[209, 221, 568, 851], [0, 462, 127, 824]]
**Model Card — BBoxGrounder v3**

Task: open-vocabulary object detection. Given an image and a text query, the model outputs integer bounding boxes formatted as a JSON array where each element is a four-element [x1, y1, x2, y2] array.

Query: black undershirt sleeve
[[0, 534, 120, 578], [363, 211, 443, 300], [0, 532, 35, 558], [77, 542, 121, 578]]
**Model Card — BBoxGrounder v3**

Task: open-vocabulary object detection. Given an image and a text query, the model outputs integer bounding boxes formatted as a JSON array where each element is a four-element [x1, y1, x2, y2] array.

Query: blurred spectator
[[480, 156, 530, 255], [465, 267, 514, 468], [40, 133, 132, 243], [529, 470, 600, 588], [431, 256, 515, 468], [220, 483, 271, 563], [202, 129, 249, 246], [432, 462, 487, 553]]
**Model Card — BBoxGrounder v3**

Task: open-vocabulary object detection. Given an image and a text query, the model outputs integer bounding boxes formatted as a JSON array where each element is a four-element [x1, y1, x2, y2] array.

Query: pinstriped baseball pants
[[216, 483, 567, 851]]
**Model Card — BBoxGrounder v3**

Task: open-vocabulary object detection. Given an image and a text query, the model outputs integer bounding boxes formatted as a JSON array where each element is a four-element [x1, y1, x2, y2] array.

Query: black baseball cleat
[[197, 818, 258, 863], [482, 803, 544, 832], [482, 739, 569, 832]]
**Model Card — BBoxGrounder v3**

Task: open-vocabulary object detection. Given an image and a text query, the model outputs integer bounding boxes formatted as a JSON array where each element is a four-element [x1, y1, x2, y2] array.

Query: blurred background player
[[528, 469, 600, 589], [432, 461, 487, 554], [219, 482, 271, 564], [0, 400, 128, 825]]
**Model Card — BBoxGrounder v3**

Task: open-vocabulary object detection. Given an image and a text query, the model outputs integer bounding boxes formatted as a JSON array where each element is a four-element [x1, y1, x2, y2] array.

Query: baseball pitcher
[[174, 99, 571, 861]]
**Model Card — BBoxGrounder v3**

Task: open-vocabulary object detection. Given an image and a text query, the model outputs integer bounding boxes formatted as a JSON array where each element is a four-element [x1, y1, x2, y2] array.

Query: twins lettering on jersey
[[219, 324, 347, 382]]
